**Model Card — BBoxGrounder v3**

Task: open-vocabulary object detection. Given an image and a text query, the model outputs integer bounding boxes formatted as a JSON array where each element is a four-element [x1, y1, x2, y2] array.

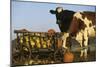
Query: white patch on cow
[[83, 17, 91, 27], [62, 32, 69, 49], [83, 17, 96, 37], [57, 7, 63, 13], [88, 26, 96, 37], [74, 12, 83, 20], [76, 30, 83, 42], [83, 28, 88, 47]]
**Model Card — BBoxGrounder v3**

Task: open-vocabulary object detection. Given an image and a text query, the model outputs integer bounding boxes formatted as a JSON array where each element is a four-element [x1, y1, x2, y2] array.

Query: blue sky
[[11, 1, 95, 40]]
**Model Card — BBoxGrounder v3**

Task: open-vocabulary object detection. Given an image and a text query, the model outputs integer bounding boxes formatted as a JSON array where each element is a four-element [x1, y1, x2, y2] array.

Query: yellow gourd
[[25, 36, 29, 42], [31, 40, 35, 48], [36, 38, 41, 48], [20, 36, 23, 44], [42, 41, 47, 48]]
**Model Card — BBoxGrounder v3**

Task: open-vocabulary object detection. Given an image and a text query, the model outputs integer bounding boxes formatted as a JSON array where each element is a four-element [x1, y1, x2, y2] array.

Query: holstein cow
[[50, 7, 96, 58]]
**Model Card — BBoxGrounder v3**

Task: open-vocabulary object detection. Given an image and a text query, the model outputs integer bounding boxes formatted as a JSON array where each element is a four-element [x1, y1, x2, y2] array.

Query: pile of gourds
[[18, 33, 53, 49]]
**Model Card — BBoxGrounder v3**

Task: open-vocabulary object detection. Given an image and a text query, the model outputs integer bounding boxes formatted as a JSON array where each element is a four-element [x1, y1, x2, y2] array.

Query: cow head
[[50, 7, 63, 25], [50, 7, 63, 14], [50, 7, 67, 32], [50, 7, 75, 32]]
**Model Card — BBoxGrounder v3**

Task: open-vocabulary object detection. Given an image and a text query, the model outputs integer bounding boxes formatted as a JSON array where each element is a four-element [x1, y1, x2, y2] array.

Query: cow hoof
[[80, 54, 83, 58], [84, 56, 88, 59]]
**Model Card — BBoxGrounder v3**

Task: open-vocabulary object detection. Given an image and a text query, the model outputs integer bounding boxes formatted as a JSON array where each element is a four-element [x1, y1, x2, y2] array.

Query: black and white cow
[[50, 7, 96, 58]]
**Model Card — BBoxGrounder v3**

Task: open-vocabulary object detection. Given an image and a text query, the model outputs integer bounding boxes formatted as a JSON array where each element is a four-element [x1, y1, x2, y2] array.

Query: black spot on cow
[[89, 23, 92, 27], [78, 19, 87, 30]]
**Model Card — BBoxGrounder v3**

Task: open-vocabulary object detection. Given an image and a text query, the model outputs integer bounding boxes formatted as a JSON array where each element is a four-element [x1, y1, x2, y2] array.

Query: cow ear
[[50, 10, 56, 14]]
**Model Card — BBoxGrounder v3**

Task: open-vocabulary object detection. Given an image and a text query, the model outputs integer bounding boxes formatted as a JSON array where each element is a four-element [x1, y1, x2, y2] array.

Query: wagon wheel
[[12, 44, 31, 64], [12, 50, 21, 65], [21, 45, 32, 63], [12, 43, 22, 64], [54, 48, 63, 62], [47, 52, 54, 61]]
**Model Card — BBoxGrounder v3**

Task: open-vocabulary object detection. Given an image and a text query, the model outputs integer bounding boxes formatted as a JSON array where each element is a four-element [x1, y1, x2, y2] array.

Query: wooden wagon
[[12, 29, 64, 65]]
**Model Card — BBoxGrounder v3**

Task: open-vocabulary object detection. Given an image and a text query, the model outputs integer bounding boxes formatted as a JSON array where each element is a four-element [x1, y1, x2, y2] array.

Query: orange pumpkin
[[63, 51, 74, 63], [47, 29, 55, 36]]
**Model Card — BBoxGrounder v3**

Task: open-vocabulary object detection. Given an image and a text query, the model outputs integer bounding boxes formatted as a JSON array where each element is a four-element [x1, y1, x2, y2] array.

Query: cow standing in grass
[[50, 7, 96, 59]]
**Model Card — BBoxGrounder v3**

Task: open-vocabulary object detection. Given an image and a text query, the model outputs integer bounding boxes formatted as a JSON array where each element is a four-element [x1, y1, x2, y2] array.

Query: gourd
[[63, 51, 74, 63]]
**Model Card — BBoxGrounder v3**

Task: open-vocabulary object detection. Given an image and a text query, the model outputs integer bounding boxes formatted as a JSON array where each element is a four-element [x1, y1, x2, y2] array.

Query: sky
[[11, 1, 96, 40]]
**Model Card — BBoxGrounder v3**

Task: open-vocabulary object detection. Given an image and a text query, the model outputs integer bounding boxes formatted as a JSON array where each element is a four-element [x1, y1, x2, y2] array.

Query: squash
[[63, 51, 74, 63]]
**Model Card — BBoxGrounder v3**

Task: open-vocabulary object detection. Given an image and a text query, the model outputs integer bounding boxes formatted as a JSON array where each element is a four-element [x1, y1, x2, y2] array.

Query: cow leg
[[76, 32, 83, 57], [79, 40, 84, 58], [68, 35, 72, 49], [84, 30, 88, 58], [62, 33, 69, 50], [83, 28, 88, 59], [83, 39, 88, 59]]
